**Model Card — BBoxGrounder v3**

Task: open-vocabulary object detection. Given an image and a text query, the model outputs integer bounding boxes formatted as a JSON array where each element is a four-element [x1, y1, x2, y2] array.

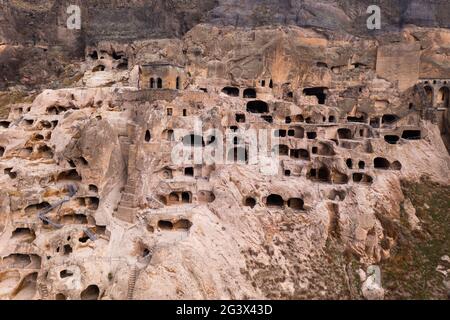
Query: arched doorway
[[437, 87, 450, 142], [438, 87, 449, 108], [424, 86, 433, 106]]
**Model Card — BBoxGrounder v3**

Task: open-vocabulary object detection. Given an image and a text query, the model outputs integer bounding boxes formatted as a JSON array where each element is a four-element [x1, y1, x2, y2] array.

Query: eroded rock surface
[[0, 1, 449, 300]]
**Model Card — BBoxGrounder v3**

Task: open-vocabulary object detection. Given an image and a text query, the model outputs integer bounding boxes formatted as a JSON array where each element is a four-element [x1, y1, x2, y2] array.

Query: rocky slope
[[0, 1, 449, 300]]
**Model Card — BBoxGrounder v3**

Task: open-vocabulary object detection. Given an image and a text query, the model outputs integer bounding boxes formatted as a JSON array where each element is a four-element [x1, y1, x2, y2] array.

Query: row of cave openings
[[159, 190, 215, 206], [89, 49, 129, 71], [23, 196, 99, 219], [337, 125, 421, 144], [147, 219, 193, 233], [2, 235, 105, 299], [163, 128, 418, 163], [222, 86, 260, 99], [144, 131, 251, 164], [0, 120, 60, 169], [94, 63, 139, 73], [1, 118, 62, 164], [156, 103, 408, 132], [280, 157, 401, 185], [243, 195, 305, 211], [221, 85, 328, 105], [0, 118, 58, 130], [150, 129, 407, 168], [235, 101, 411, 131], [272, 141, 334, 160], [345, 157, 402, 171], [56, 285, 100, 300]]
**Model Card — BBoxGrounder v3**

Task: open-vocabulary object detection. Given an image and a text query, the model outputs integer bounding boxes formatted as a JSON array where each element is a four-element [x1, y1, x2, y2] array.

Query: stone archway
[[424, 85, 434, 106]]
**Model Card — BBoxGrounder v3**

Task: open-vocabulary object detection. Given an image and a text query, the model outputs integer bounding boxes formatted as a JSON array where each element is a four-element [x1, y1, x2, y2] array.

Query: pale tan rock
[[0, 24, 449, 301]]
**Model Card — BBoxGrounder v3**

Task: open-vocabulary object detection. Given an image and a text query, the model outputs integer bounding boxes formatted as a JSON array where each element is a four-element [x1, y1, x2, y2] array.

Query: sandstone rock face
[[0, 2, 449, 300]]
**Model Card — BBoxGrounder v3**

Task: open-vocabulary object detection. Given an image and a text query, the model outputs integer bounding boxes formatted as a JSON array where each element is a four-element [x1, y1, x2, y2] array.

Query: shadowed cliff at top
[[1, 0, 450, 46], [1, 0, 450, 90]]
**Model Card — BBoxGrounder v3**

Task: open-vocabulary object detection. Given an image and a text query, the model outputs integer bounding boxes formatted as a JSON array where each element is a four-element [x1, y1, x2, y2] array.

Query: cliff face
[[2, 0, 450, 44], [0, 1, 449, 300], [2, 0, 450, 90]]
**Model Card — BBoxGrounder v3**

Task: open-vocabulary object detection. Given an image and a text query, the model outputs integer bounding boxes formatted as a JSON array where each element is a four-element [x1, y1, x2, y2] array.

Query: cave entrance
[[287, 198, 304, 210], [347, 115, 366, 123], [303, 87, 327, 104], [382, 114, 399, 125], [289, 126, 304, 138], [92, 65, 105, 72], [293, 149, 309, 160], [274, 129, 287, 138], [346, 159, 353, 169], [184, 167, 194, 176], [174, 219, 192, 230], [391, 161, 402, 170], [338, 128, 352, 139], [374, 157, 390, 169], [384, 135, 400, 144], [353, 173, 373, 184], [401, 130, 421, 140], [158, 220, 173, 230], [89, 51, 98, 60], [333, 172, 349, 184], [168, 192, 179, 204], [246, 100, 268, 113], [236, 114, 246, 123], [294, 114, 304, 122], [81, 285, 100, 300], [243, 88, 257, 99], [181, 192, 191, 203], [370, 117, 380, 128], [244, 197, 256, 208], [266, 194, 284, 208], [358, 161, 365, 170], [57, 169, 82, 182], [318, 167, 331, 182], [222, 87, 239, 97]]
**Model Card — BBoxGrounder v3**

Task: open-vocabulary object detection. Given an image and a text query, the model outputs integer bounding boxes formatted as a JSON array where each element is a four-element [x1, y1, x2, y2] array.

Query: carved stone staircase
[[115, 124, 140, 223]]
